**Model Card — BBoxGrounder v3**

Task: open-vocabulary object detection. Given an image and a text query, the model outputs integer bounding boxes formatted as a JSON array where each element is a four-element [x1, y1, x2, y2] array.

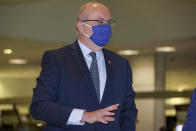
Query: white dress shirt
[[67, 40, 107, 125]]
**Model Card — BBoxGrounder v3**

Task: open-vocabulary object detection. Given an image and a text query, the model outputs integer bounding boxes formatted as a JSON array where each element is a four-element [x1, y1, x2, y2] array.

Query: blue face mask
[[83, 23, 112, 47]]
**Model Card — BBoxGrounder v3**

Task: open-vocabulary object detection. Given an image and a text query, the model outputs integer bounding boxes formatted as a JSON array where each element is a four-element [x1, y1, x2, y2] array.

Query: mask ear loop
[[82, 22, 92, 38]]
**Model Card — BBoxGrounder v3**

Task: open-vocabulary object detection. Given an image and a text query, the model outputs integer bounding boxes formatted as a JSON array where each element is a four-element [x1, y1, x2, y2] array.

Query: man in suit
[[183, 88, 196, 131], [30, 2, 138, 131]]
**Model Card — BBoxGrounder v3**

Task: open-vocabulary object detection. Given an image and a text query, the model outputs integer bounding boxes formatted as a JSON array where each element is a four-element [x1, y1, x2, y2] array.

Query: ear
[[77, 21, 83, 32]]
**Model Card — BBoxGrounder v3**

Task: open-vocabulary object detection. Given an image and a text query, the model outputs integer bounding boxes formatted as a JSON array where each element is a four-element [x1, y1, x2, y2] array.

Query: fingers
[[105, 104, 119, 112], [103, 111, 115, 116], [85, 104, 119, 124], [99, 116, 115, 124], [104, 116, 115, 122], [98, 116, 115, 124], [97, 104, 119, 124], [99, 119, 108, 124]]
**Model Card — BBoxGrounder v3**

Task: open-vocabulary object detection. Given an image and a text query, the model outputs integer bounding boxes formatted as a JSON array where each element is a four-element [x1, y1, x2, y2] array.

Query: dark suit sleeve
[[120, 60, 138, 131], [30, 51, 73, 128], [183, 88, 196, 131]]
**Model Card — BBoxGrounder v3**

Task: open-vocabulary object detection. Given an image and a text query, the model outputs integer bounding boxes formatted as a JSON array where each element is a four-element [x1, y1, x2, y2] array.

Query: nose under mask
[[82, 23, 112, 47]]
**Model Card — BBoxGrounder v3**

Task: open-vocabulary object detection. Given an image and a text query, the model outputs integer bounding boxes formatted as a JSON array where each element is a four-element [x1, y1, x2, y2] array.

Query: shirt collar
[[78, 40, 103, 58]]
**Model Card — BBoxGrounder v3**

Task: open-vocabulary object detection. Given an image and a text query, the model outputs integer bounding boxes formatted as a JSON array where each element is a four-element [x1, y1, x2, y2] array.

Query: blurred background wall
[[0, 0, 196, 131]]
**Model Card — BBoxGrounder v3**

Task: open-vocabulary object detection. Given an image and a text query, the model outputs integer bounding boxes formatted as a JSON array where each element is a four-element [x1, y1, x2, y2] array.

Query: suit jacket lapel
[[69, 41, 100, 104], [101, 49, 113, 105]]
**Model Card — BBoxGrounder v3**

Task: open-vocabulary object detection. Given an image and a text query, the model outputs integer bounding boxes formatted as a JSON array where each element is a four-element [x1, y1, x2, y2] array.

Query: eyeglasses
[[81, 19, 116, 26]]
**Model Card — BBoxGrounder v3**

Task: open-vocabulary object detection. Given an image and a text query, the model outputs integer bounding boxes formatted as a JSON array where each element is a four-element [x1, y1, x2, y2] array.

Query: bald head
[[76, 2, 111, 51], [77, 2, 110, 21]]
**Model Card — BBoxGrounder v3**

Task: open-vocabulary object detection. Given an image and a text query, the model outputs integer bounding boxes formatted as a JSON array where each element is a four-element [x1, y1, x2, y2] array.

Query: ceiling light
[[165, 97, 190, 105], [4, 49, 12, 54], [156, 46, 176, 52], [9, 59, 27, 65], [165, 109, 176, 116], [118, 49, 139, 56], [36, 123, 43, 127]]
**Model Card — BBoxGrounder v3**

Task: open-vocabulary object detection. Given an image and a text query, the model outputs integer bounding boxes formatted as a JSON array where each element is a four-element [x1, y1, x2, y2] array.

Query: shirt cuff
[[67, 108, 85, 125]]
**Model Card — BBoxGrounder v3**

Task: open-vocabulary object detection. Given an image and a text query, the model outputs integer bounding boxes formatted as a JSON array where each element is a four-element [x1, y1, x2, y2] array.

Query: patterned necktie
[[89, 52, 100, 103]]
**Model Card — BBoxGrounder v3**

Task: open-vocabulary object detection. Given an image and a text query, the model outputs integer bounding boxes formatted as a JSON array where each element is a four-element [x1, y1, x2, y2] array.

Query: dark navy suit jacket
[[183, 88, 196, 131], [30, 41, 138, 131]]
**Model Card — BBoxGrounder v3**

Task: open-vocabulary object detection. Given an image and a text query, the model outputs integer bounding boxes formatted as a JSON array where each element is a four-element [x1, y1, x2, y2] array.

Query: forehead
[[86, 6, 111, 19]]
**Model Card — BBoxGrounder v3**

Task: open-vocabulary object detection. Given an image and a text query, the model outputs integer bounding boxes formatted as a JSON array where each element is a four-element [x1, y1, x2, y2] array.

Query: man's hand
[[81, 104, 119, 124]]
